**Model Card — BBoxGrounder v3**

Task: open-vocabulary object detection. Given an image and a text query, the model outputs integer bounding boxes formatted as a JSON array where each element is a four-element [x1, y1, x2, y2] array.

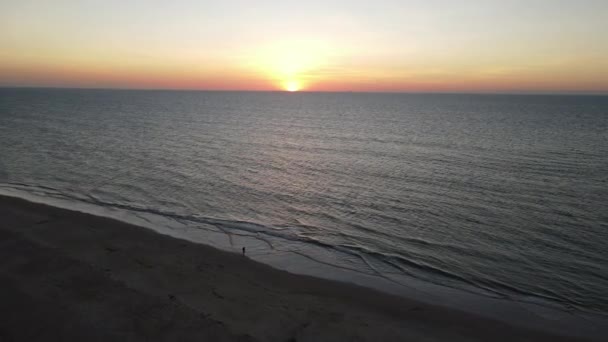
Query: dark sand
[[0, 195, 594, 341]]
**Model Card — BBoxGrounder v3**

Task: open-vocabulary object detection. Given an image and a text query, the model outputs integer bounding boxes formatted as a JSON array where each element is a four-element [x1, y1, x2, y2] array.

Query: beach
[[0, 194, 594, 341]]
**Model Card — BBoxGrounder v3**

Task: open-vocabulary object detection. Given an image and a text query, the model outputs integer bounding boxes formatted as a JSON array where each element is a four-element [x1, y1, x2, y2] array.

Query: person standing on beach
[[242, 247, 246, 256]]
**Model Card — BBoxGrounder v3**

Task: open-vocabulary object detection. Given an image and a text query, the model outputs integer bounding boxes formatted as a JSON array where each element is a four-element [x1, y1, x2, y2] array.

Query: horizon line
[[1, 85, 607, 96]]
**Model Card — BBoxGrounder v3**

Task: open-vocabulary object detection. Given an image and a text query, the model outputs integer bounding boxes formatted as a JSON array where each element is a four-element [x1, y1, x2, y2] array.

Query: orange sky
[[1, 1, 607, 93]]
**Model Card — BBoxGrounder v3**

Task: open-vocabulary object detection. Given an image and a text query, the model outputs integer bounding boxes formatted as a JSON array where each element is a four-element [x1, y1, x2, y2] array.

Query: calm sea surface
[[1, 88, 607, 314]]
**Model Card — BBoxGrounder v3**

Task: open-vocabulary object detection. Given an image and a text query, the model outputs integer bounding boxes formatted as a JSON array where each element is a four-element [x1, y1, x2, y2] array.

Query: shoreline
[[0, 193, 604, 341]]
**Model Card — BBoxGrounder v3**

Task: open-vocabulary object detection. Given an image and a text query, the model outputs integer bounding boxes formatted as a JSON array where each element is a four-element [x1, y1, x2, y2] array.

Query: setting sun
[[284, 80, 301, 92]]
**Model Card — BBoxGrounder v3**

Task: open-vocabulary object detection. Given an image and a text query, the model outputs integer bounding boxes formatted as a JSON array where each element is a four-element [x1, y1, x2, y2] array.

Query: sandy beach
[[0, 195, 595, 341]]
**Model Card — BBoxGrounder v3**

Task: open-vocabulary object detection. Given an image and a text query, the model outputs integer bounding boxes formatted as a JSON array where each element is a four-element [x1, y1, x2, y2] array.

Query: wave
[[1, 180, 605, 317]]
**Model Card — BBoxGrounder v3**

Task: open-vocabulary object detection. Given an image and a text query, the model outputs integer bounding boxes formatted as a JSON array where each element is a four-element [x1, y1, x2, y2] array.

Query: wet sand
[[0, 195, 593, 341]]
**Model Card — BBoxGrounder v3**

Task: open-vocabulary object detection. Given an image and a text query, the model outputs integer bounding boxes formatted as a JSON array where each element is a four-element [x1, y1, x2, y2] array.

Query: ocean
[[1, 88, 607, 317]]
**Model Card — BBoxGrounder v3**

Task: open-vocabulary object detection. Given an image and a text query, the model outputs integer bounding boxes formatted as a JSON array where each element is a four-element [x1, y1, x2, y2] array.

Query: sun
[[284, 80, 301, 92]]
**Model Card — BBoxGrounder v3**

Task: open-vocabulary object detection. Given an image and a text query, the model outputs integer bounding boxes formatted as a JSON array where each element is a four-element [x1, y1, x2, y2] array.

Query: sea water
[[1, 88, 607, 319]]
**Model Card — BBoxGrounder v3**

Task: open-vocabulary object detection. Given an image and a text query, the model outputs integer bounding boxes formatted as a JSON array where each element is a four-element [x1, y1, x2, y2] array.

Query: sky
[[1, 0, 607, 93]]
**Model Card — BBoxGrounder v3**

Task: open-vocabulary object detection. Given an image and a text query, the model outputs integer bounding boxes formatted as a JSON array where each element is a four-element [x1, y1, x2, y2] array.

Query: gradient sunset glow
[[1, 1, 607, 93]]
